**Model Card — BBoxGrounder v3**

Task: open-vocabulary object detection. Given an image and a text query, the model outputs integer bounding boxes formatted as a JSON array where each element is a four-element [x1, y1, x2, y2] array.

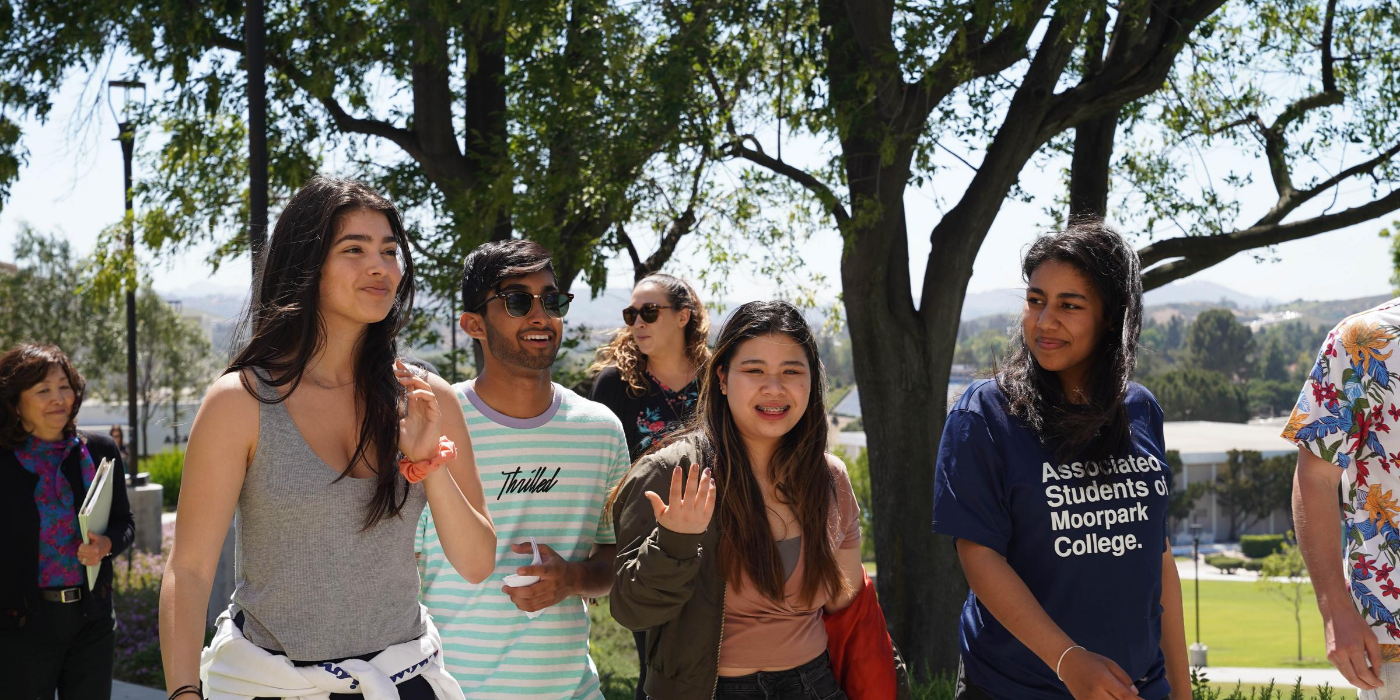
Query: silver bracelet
[[1055, 644, 1085, 681]]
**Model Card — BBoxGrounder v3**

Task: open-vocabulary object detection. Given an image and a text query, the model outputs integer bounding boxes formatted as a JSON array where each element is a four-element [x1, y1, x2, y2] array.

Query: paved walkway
[[1175, 556, 1312, 584], [1196, 666, 1349, 689], [112, 682, 165, 700]]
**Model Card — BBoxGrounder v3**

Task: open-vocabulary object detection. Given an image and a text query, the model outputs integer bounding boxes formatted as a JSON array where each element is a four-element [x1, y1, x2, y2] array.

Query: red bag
[[823, 570, 897, 700]]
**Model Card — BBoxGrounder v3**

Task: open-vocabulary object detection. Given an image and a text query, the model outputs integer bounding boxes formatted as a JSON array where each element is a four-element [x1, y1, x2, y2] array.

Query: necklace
[[307, 374, 354, 390], [648, 370, 696, 425]]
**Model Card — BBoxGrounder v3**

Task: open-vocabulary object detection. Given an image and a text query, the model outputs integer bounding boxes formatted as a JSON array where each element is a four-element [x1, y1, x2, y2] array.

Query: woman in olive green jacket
[[611, 301, 865, 700]]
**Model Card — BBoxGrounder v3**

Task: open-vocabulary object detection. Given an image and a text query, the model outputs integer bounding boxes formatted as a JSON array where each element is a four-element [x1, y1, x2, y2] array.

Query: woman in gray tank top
[[157, 177, 497, 700]]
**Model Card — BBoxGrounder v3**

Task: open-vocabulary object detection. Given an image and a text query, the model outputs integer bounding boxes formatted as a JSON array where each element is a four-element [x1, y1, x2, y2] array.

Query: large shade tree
[[0, 0, 727, 298], [699, 0, 1400, 674]]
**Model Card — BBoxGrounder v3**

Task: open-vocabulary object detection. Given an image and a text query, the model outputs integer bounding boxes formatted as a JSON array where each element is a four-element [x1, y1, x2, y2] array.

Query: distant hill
[[959, 280, 1269, 321], [1142, 280, 1266, 308]]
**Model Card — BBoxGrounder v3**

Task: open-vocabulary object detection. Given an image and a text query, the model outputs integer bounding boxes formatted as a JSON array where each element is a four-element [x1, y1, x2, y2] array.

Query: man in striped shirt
[[418, 240, 630, 699]]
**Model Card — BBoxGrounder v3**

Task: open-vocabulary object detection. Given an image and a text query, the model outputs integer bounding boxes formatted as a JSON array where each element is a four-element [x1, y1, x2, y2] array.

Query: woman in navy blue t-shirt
[[932, 221, 1190, 700]]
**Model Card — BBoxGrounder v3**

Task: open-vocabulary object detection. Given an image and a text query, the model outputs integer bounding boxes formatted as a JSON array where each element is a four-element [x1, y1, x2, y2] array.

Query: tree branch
[[615, 225, 645, 273], [1040, 0, 1229, 138], [1139, 187, 1400, 288], [727, 142, 852, 227], [208, 33, 424, 162], [1258, 140, 1400, 225]]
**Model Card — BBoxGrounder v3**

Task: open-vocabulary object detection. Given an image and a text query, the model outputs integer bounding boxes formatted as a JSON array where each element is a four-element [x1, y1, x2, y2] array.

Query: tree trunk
[[1068, 112, 1118, 219], [1068, 6, 1116, 222]]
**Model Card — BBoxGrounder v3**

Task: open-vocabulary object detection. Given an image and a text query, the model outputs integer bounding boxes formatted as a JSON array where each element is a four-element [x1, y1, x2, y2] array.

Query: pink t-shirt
[[718, 460, 862, 670]]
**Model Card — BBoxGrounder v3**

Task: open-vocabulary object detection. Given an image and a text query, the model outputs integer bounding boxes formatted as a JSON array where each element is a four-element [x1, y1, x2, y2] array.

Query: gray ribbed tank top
[[230, 370, 426, 661]]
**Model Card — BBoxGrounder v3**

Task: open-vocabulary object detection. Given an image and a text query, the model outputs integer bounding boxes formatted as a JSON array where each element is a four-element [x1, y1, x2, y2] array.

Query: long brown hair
[[589, 273, 710, 395], [687, 300, 848, 605], [227, 176, 415, 530], [0, 344, 85, 449]]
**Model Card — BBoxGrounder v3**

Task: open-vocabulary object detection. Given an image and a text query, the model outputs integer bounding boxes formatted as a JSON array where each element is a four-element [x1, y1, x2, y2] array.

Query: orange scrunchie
[[398, 435, 457, 484]]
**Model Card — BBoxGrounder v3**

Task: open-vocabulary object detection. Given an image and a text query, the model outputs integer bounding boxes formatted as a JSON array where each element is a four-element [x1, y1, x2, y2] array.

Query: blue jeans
[[708, 652, 848, 700]]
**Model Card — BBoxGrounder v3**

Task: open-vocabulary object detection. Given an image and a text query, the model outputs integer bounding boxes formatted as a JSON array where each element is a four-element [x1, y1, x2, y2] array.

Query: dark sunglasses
[[475, 291, 574, 319], [623, 303, 675, 326]]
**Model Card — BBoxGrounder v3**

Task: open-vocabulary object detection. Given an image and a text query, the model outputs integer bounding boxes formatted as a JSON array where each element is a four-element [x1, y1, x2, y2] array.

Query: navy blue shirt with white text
[[932, 379, 1172, 700]]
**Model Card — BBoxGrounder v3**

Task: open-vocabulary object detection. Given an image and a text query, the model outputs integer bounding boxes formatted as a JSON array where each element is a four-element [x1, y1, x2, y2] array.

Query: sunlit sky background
[[1, 58, 1392, 310]]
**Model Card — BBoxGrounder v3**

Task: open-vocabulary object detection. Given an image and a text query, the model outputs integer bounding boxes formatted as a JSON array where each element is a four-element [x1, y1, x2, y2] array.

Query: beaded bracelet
[[398, 435, 457, 484]]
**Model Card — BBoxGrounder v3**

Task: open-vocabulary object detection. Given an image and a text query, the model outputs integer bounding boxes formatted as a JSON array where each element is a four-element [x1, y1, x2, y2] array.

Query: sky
[[1, 62, 1393, 309]]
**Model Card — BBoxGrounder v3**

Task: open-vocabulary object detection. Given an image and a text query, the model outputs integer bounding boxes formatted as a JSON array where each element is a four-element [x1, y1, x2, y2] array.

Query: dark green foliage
[[1241, 534, 1288, 559], [1191, 668, 1338, 699], [1143, 368, 1250, 422], [1189, 309, 1255, 379], [1206, 555, 1245, 573], [145, 449, 183, 509], [1249, 379, 1303, 418], [1214, 451, 1295, 541]]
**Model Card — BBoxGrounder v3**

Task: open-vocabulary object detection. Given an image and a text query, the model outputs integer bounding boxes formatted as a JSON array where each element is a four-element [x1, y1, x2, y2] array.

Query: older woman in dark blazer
[[0, 343, 135, 700]]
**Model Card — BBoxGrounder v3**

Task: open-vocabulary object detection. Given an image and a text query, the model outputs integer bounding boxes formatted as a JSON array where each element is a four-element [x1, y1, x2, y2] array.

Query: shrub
[[1241, 534, 1287, 559], [112, 533, 170, 688], [1191, 667, 1339, 699], [145, 449, 184, 509], [1205, 555, 1245, 574], [1242, 559, 1265, 572]]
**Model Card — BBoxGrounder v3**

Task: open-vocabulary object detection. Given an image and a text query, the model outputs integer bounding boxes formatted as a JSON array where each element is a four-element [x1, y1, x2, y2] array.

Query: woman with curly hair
[[590, 272, 710, 460], [589, 272, 709, 699]]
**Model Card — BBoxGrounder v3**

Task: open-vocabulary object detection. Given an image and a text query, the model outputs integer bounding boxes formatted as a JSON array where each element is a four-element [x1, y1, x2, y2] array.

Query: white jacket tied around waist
[[200, 605, 465, 700]]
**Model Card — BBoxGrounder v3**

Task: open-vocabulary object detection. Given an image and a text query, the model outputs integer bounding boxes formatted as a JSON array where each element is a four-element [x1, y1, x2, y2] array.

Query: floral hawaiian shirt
[[1284, 298, 1400, 643]]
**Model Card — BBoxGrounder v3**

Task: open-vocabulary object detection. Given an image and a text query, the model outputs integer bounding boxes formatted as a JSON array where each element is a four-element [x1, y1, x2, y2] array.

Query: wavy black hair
[[228, 176, 415, 530], [996, 219, 1143, 462]]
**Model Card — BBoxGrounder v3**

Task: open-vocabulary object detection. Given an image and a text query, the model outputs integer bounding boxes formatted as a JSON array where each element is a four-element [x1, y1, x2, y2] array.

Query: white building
[[832, 415, 1299, 545], [1167, 418, 1296, 544]]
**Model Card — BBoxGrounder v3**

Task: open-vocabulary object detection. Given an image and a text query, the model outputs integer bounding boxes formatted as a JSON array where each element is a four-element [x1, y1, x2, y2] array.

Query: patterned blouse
[[590, 365, 700, 460], [16, 435, 95, 588]]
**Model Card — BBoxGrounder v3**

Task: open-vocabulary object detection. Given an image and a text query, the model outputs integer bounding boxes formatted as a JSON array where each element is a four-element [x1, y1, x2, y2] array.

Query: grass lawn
[[1181, 579, 1329, 669], [588, 598, 641, 700]]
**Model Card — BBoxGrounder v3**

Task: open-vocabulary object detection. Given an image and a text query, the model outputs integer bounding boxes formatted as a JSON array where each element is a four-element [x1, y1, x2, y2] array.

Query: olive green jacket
[[609, 439, 726, 700]]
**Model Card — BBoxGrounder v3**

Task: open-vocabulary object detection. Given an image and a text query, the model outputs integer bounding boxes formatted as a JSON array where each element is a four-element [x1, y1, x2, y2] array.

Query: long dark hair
[[0, 344, 85, 449], [997, 219, 1143, 462], [684, 301, 849, 605], [589, 273, 711, 395], [228, 176, 415, 530]]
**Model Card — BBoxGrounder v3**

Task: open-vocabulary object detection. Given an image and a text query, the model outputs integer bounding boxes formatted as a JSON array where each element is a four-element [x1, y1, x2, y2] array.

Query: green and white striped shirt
[[417, 381, 630, 699]]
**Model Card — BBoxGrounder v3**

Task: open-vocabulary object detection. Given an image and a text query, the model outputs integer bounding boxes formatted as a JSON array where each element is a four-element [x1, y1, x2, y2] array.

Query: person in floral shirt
[[1289, 298, 1400, 698]]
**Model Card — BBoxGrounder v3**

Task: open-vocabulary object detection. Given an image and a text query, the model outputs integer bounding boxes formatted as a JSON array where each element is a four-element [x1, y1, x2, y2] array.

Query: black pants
[[668, 652, 847, 700], [0, 598, 115, 700], [234, 612, 436, 700], [633, 630, 649, 700]]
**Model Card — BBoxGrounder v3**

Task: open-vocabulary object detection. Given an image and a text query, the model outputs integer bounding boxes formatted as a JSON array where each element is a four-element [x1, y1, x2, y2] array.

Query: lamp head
[[106, 80, 147, 133]]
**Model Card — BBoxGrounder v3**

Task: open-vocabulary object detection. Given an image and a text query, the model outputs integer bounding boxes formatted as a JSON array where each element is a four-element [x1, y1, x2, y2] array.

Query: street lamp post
[[1189, 523, 1208, 668], [108, 79, 146, 484]]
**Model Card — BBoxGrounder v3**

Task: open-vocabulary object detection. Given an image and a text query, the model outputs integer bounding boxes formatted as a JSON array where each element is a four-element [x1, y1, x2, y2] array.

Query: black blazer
[[0, 431, 136, 628]]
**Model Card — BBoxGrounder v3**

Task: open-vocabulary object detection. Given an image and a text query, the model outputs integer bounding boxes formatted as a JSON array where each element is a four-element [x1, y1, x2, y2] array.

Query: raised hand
[[395, 359, 442, 462], [643, 465, 716, 535]]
